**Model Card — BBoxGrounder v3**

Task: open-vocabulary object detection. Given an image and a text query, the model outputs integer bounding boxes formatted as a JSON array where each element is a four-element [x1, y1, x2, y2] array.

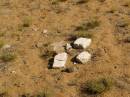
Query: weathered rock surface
[[53, 52, 68, 68], [65, 43, 72, 51], [76, 51, 91, 64], [50, 41, 66, 53], [74, 37, 92, 49]]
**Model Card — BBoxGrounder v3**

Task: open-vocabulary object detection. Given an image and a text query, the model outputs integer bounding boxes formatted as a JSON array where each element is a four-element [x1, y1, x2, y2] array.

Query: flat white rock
[[53, 52, 68, 68], [76, 51, 91, 64], [74, 37, 92, 49]]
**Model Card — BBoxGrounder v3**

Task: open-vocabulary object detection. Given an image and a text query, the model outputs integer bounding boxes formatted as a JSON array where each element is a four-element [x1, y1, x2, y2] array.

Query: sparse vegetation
[[50, 0, 66, 4], [10, 32, 21, 37], [124, 36, 130, 43], [22, 16, 32, 28], [0, 51, 16, 62], [40, 44, 56, 59], [35, 88, 53, 97], [123, 1, 130, 7], [75, 31, 92, 38], [41, 48, 56, 59], [35, 92, 51, 97], [0, 40, 4, 48], [0, 32, 5, 37], [18, 16, 32, 31], [20, 89, 53, 97], [75, 20, 100, 31], [81, 78, 114, 95], [68, 31, 92, 41]]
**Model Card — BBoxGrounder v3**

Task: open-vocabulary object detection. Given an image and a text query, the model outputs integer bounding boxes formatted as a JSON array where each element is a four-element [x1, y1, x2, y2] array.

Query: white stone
[[73, 62, 77, 65], [74, 37, 92, 49], [43, 29, 48, 34], [53, 52, 68, 68], [66, 43, 72, 50], [11, 71, 16, 74], [76, 51, 91, 64]]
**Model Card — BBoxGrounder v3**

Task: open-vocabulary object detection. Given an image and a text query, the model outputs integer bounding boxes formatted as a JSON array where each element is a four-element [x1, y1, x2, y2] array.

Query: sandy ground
[[0, 0, 130, 97]]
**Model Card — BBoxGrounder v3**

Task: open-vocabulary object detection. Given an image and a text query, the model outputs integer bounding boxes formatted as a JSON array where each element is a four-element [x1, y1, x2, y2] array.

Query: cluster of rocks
[[51, 37, 92, 69]]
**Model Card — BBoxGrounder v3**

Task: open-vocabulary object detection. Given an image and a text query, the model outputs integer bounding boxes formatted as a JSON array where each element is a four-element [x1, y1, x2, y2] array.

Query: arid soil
[[0, 0, 130, 97]]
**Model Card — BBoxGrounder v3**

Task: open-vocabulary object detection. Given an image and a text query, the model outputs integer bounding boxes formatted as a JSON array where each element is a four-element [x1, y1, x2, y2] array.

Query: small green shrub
[[124, 36, 130, 43], [87, 81, 105, 94], [0, 32, 5, 37], [75, 20, 100, 31], [35, 89, 53, 97], [22, 16, 32, 27], [74, 31, 92, 38], [123, 1, 130, 8], [18, 17, 32, 31], [81, 78, 113, 95], [68, 31, 92, 41], [0, 40, 4, 48], [101, 78, 113, 90], [0, 52, 16, 62]]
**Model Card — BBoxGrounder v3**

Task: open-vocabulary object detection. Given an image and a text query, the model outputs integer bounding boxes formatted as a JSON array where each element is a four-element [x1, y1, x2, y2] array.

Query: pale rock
[[74, 37, 92, 49], [66, 43, 72, 50], [76, 51, 91, 64], [73, 62, 77, 65], [43, 29, 48, 34], [50, 41, 66, 53], [53, 52, 68, 68]]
